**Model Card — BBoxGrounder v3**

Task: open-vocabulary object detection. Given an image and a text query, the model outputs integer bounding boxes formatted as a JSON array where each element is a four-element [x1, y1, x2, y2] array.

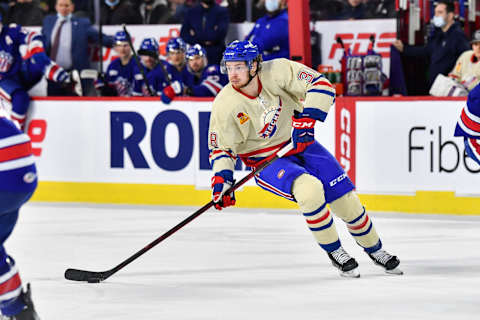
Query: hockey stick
[[65, 142, 294, 283], [122, 24, 156, 96]]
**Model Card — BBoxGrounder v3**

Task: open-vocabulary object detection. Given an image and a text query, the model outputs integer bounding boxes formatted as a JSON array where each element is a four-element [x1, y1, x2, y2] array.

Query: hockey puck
[[87, 278, 101, 283]]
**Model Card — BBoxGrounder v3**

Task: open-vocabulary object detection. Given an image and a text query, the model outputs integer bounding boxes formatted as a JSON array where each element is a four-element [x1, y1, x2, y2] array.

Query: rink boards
[[26, 96, 480, 214]]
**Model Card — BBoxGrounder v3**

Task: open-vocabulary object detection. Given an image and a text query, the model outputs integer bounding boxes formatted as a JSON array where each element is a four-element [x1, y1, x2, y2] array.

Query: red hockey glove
[[211, 170, 236, 211], [286, 115, 315, 156], [161, 81, 183, 104]]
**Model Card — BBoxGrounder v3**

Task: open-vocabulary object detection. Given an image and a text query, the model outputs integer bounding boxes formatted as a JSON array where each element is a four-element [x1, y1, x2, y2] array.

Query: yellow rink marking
[[32, 182, 480, 215]]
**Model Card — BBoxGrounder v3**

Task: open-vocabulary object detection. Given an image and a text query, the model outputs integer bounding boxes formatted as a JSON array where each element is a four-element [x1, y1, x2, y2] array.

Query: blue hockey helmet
[[114, 31, 128, 45], [166, 37, 187, 53], [138, 37, 159, 57], [221, 40, 262, 73], [186, 44, 206, 60]]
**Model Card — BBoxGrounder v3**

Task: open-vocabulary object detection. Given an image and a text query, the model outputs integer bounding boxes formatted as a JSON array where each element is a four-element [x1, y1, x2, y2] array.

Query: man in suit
[[42, 0, 114, 96]]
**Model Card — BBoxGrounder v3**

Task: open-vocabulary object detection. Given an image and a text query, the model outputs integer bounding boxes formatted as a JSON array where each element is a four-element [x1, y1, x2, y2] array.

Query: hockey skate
[[3, 283, 40, 320], [327, 247, 360, 278], [368, 249, 403, 275]]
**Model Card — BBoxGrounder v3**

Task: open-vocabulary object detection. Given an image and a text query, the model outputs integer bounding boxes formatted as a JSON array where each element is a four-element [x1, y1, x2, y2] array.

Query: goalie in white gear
[[208, 40, 402, 278]]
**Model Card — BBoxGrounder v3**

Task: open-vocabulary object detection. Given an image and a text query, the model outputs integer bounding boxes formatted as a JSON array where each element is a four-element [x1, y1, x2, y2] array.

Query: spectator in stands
[[180, 0, 229, 65], [6, 0, 44, 26], [336, 0, 367, 20], [184, 43, 228, 96], [392, 0, 469, 87], [72, 0, 93, 19], [251, 0, 266, 21], [364, 0, 395, 19], [95, 31, 137, 97], [311, 0, 345, 20], [42, 0, 115, 95], [228, 0, 245, 22], [101, 0, 142, 25], [167, 0, 187, 23], [245, 0, 288, 61], [448, 30, 480, 92], [139, 0, 173, 24]]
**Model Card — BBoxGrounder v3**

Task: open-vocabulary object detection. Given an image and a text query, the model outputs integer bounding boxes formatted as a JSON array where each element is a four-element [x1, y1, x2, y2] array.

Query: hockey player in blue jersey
[[95, 31, 137, 97], [0, 108, 40, 319], [245, 0, 289, 61], [0, 19, 79, 130], [185, 44, 228, 97], [144, 37, 189, 103], [132, 37, 160, 96], [454, 83, 480, 165]]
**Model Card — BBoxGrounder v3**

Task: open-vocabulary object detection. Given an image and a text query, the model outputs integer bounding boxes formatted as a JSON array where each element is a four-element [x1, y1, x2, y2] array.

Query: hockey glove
[[211, 169, 236, 211], [161, 81, 183, 104], [59, 69, 83, 96], [94, 74, 105, 90]]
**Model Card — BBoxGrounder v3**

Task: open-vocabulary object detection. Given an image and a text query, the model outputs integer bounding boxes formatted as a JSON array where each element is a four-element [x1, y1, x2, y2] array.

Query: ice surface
[[7, 203, 480, 320]]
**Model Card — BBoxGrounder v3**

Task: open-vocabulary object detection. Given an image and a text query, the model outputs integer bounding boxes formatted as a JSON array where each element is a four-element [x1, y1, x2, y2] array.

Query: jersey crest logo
[[237, 112, 250, 125], [0, 51, 14, 73], [297, 69, 316, 83], [258, 98, 282, 139]]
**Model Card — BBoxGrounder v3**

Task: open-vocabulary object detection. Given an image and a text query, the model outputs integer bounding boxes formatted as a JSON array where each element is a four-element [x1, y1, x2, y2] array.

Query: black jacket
[[404, 22, 470, 86]]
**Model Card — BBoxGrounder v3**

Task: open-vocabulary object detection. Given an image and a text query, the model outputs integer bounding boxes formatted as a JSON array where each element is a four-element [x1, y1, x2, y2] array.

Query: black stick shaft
[[99, 4, 103, 76], [81, 144, 291, 281], [107, 154, 279, 278], [122, 24, 156, 97]]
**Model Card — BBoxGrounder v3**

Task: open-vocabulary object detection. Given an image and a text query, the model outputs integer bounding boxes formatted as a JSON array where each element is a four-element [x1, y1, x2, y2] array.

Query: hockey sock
[[329, 191, 381, 252], [292, 174, 341, 252], [10, 90, 30, 129], [0, 252, 24, 317]]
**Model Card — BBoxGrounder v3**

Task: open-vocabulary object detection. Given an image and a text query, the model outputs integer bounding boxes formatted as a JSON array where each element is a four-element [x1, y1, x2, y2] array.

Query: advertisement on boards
[[27, 98, 336, 189], [354, 99, 480, 196]]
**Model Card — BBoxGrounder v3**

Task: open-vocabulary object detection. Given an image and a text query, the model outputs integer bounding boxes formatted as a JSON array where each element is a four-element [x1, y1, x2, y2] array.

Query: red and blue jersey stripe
[[0, 117, 37, 192]]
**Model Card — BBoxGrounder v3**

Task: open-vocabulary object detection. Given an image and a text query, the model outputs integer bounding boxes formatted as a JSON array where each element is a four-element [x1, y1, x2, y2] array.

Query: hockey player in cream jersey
[[208, 40, 402, 277]]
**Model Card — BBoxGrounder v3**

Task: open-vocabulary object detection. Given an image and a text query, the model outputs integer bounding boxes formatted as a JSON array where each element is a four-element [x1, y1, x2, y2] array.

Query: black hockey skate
[[368, 249, 403, 275], [4, 283, 40, 320], [327, 247, 360, 278]]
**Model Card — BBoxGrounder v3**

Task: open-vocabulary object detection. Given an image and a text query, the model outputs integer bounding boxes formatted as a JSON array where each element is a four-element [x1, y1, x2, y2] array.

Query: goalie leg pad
[[329, 191, 380, 252], [292, 173, 341, 252]]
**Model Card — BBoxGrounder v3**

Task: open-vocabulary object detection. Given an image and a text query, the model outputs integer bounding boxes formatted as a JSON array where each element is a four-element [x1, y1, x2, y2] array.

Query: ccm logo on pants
[[329, 173, 347, 187]]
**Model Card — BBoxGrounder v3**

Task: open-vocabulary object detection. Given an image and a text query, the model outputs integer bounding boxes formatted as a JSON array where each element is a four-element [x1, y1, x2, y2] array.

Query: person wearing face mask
[[392, 0, 469, 87], [180, 0, 230, 65], [100, 0, 142, 25], [245, 0, 288, 61]]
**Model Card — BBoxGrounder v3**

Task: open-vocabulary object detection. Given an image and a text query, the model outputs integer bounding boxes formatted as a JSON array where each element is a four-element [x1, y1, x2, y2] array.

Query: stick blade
[[65, 268, 106, 283]]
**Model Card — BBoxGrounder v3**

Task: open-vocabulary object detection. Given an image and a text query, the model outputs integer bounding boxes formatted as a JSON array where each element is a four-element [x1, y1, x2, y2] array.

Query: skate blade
[[385, 268, 403, 275], [340, 269, 360, 278]]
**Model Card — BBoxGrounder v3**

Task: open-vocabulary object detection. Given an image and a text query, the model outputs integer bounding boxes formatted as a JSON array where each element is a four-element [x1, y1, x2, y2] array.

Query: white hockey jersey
[[208, 58, 335, 173]]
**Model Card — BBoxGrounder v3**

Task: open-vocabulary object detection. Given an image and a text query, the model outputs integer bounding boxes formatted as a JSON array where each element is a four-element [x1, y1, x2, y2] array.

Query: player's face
[[56, 0, 74, 17], [168, 50, 185, 67], [188, 55, 205, 73], [225, 61, 250, 88], [114, 43, 131, 58], [141, 55, 156, 70], [473, 42, 480, 58]]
